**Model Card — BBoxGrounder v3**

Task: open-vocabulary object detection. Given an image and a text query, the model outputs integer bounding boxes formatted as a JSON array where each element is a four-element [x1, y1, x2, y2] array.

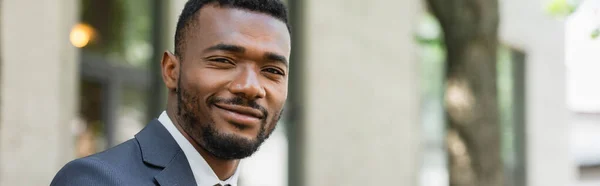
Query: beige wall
[[0, 0, 78, 185], [500, 0, 576, 185], [301, 0, 422, 185]]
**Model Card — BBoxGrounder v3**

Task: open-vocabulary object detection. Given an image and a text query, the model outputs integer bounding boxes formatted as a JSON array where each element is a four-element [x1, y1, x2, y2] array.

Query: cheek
[[184, 68, 232, 99], [265, 83, 288, 112]]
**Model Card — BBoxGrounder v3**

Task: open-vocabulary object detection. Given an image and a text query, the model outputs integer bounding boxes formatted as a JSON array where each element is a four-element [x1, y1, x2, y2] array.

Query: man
[[51, 0, 291, 185]]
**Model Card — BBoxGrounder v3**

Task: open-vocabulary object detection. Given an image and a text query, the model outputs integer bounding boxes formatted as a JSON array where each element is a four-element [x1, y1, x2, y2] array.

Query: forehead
[[187, 5, 291, 57]]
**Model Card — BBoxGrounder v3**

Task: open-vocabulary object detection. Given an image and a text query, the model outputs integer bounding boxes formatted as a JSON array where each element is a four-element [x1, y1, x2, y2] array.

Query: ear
[[161, 51, 179, 93]]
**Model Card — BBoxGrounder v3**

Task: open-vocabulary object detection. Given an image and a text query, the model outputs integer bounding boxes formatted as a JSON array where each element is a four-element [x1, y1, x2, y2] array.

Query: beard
[[175, 77, 282, 160]]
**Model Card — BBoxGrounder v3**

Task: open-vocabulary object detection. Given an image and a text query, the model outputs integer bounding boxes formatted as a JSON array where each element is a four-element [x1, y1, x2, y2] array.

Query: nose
[[228, 67, 266, 100]]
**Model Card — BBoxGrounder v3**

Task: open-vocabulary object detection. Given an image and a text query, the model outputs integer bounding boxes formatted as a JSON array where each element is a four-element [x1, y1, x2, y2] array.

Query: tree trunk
[[425, 0, 502, 186]]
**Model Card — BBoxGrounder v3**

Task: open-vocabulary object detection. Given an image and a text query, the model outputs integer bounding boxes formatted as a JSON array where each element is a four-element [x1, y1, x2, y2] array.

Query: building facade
[[0, 0, 591, 186]]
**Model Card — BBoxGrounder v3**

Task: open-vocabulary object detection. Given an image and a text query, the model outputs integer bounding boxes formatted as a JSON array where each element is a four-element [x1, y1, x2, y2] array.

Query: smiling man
[[51, 0, 291, 185]]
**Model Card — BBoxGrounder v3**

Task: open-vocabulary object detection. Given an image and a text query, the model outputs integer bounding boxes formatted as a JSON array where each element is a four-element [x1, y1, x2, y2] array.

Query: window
[[498, 47, 527, 186], [75, 0, 162, 154]]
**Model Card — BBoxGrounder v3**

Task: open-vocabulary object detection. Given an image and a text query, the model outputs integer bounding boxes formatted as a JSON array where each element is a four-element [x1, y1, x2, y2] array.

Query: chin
[[219, 123, 261, 140]]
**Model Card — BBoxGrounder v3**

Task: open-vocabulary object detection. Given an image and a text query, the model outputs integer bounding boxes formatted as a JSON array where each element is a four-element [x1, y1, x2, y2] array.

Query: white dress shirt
[[158, 111, 240, 186]]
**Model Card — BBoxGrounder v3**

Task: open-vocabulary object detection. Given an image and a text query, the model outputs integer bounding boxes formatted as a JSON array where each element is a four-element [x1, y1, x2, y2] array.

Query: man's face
[[171, 5, 290, 159]]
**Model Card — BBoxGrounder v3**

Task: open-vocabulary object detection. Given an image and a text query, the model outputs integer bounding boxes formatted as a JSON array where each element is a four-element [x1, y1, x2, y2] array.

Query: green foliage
[[496, 46, 516, 167], [545, 0, 577, 17], [121, 0, 153, 68], [415, 14, 443, 45], [416, 14, 445, 99], [545, 0, 598, 40], [592, 28, 600, 39], [81, 0, 125, 55]]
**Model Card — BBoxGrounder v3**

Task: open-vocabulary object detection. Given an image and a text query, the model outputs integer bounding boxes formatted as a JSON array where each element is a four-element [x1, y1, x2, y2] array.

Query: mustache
[[208, 96, 269, 119]]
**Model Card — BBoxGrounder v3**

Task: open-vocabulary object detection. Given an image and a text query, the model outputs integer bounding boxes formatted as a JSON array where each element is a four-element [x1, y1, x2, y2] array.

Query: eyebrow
[[204, 44, 246, 53], [264, 52, 289, 68]]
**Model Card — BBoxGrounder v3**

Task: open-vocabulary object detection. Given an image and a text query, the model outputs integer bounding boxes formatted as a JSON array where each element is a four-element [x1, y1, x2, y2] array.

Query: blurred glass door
[[75, 0, 162, 155]]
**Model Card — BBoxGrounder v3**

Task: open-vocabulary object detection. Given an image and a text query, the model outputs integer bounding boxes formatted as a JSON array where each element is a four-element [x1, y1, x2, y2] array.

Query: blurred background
[[0, 0, 599, 185]]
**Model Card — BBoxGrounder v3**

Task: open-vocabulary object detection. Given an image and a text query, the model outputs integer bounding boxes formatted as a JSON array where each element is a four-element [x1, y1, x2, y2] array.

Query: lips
[[213, 103, 265, 125]]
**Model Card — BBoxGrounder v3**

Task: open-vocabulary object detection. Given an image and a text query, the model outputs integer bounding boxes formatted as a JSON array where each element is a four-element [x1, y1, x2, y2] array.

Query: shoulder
[[50, 139, 143, 186], [50, 156, 120, 186]]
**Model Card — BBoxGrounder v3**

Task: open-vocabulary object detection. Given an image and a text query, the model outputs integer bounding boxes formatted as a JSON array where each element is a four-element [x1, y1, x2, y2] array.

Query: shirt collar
[[158, 111, 240, 186]]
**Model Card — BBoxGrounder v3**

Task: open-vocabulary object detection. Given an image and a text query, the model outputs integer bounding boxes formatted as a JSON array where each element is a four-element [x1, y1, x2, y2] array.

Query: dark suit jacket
[[50, 119, 197, 186]]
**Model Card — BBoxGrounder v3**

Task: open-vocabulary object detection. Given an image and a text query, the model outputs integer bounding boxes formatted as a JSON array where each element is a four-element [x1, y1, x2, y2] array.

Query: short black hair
[[174, 0, 290, 58]]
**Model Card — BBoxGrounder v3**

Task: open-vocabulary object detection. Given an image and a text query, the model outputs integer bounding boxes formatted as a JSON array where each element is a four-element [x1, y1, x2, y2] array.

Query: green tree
[[424, 0, 503, 186], [546, 0, 598, 39]]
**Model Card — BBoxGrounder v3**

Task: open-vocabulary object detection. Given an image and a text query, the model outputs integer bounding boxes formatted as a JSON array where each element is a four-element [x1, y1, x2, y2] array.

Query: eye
[[263, 67, 285, 76], [208, 57, 234, 64]]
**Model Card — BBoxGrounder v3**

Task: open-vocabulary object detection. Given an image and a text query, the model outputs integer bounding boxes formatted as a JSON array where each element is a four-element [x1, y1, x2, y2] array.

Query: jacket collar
[[135, 119, 196, 185]]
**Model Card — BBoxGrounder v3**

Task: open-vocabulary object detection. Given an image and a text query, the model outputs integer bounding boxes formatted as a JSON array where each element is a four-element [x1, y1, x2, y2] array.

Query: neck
[[196, 144, 240, 181], [166, 100, 239, 181]]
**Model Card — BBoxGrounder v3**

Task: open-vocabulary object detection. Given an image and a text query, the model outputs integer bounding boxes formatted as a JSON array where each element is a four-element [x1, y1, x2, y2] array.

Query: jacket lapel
[[135, 119, 197, 186], [154, 150, 196, 186]]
